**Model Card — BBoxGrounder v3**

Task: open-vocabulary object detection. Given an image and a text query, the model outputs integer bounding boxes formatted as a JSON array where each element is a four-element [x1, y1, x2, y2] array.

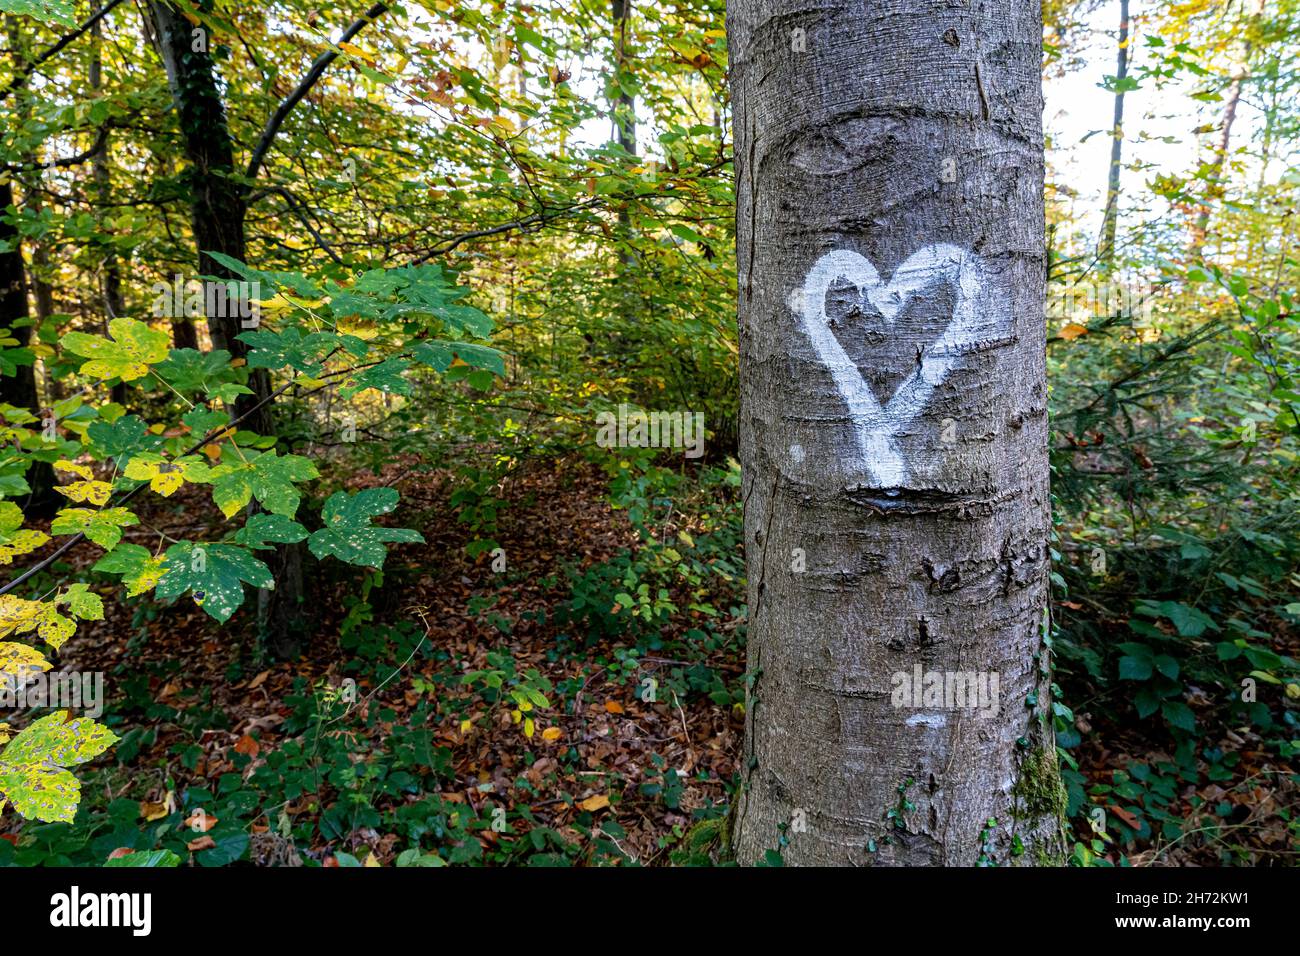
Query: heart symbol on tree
[[790, 244, 1007, 487]]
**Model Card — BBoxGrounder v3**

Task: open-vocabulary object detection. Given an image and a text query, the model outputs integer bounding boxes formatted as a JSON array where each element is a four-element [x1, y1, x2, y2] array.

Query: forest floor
[[7, 458, 1297, 865], [29, 458, 742, 865]]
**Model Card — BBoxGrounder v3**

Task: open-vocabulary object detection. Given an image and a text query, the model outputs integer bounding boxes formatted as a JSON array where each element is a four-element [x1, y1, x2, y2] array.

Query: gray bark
[[729, 0, 1060, 866]]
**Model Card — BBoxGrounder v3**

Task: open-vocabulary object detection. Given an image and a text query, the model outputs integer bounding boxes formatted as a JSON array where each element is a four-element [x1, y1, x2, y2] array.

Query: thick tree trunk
[[147, 0, 270, 431], [1098, 0, 1128, 268], [729, 0, 1060, 866]]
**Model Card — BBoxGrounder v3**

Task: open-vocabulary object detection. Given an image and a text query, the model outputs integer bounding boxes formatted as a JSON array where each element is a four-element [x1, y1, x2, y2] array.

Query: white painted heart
[[790, 244, 1004, 487]]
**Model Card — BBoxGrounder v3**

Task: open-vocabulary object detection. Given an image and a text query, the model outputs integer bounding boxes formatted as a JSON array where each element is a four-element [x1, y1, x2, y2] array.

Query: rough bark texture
[[729, 0, 1060, 866], [147, 0, 270, 431]]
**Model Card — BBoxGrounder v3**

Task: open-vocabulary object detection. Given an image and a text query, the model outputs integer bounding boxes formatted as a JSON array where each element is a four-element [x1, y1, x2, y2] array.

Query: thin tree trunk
[[89, 1, 130, 406], [729, 0, 1060, 865], [147, 1, 306, 655], [0, 182, 57, 516], [1097, 0, 1128, 269], [609, 0, 639, 351], [1188, 65, 1246, 260]]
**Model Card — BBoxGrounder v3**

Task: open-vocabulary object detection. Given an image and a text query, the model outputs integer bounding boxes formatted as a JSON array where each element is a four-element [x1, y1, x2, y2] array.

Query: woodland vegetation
[[0, 0, 1295, 869]]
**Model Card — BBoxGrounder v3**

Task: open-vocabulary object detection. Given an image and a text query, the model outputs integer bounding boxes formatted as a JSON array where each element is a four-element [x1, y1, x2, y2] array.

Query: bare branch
[[244, 2, 389, 182]]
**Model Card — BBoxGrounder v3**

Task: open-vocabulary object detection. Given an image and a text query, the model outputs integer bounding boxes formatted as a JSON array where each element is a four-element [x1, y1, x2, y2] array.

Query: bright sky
[[1043, 0, 1269, 249]]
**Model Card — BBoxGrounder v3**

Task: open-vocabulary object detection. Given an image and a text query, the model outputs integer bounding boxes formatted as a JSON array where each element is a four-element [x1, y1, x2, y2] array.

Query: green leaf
[[0, 0, 76, 27], [237, 328, 337, 375], [233, 513, 309, 550], [92, 543, 168, 597], [308, 487, 423, 568], [1161, 701, 1196, 732], [208, 451, 319, 518], [0, 712, 118, 823], [86, 414, 156, 458], [50, 507, 139, 550], [338, 357, 412, 398], [154, 542, 274, 623], [1138, 600, 1218, 637], [59, 583, 104, 621], [154, 348, 242, 396], [61, 319, 169, 382], [105, 849, 183, 867], [412, 341, 505, 376]]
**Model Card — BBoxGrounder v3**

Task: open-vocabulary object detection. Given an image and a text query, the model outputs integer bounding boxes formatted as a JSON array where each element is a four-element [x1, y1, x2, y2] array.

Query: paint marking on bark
[[789, 245, 1008, 487]]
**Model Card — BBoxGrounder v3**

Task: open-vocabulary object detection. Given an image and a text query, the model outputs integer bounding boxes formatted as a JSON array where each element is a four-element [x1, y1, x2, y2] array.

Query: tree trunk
[[1097, 0, 1128, 269], [90, 2, 131, 406], [1188, 64, 1246, 261], [146, 0, 270, 430], [608, 0, 640, 357], [729, 0, 1060, 866], [147, 2, 306, 655], [0, 182, 58, 516]]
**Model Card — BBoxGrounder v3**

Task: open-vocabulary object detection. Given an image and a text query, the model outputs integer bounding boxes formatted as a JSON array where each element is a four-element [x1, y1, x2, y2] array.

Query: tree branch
[[0, 0, 126, 103], [244, 2, 389, 182]]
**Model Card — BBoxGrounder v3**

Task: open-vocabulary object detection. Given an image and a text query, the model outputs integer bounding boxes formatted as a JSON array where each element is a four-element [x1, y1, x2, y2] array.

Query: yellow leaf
[[54, 460, 93, 481], [541, 727, 562, 742], [1059, 323, 1088, 340], [0, 529, 50, 564], [56, 481, 112, 506], [524, 716, 535, 737], [579, 794, 609, 812], [0, 641, 51, 683], [604, 700, 624, 714]]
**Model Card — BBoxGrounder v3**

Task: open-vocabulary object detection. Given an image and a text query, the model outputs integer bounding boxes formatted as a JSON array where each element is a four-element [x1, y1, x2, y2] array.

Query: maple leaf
[[92, 543, 168, 597], [60, 318, 169, 382], [308, 487, 423, 568], [123, 453, 213, 497], [154, 542, 274, 623], [50, 507, 139, 550], [208, 451, 318, 518], [0, 712, 118, 823], [53, 460, 113, 506], [0, 501, 48, 565]]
